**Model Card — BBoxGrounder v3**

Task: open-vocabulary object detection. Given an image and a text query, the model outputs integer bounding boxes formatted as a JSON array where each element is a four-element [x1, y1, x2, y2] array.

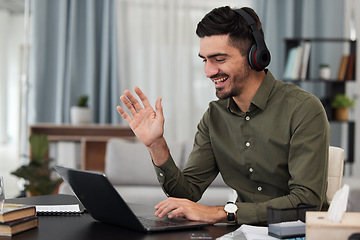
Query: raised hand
[[117, 86, 164, 148]]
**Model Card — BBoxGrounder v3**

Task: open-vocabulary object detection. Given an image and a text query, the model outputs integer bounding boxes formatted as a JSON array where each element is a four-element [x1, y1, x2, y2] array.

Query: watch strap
[[225, 201, 237, 224], [227, 212, 236, 224]]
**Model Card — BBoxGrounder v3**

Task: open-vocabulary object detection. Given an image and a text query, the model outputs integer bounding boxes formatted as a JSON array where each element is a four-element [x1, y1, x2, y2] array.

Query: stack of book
[[0, 203, 38, 236], [283, 42, 311, 80], [337, 54, 355, 81]]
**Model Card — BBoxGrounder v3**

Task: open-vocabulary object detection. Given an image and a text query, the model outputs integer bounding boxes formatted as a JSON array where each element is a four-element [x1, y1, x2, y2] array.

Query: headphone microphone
[[234, 9, 271, 71]]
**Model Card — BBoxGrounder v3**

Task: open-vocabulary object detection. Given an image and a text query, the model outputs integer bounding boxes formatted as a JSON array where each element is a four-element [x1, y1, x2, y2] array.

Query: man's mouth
[[212, 76, 228, 84]]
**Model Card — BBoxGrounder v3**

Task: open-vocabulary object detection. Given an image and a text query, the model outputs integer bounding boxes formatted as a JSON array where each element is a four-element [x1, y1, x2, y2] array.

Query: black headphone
[[234, 9, 271, 71]]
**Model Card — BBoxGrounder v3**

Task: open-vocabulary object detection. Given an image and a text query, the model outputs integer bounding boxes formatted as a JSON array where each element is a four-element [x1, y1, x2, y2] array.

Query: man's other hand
[[154, 197, 227, 224]]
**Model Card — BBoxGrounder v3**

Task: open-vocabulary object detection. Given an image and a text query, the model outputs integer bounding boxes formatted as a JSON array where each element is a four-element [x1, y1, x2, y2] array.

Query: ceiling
[[0, 0, 25, 14]]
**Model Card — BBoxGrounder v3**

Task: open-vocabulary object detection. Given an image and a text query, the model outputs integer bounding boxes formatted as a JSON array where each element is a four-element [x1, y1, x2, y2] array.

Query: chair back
[[327, 146, 344, 202]]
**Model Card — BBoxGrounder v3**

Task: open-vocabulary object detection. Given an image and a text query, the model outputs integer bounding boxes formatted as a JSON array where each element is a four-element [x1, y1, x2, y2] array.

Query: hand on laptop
[[154, 197, 227, 224], [117, 86, 169, 166]]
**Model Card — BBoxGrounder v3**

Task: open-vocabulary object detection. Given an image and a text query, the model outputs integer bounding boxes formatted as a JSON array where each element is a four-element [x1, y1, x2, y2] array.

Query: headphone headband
[[234, 9, 271, 71]]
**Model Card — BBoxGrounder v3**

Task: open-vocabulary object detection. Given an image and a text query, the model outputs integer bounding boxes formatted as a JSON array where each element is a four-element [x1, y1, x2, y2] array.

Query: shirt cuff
[[153, 154, 179, 194], [236, 202, 261, 225]]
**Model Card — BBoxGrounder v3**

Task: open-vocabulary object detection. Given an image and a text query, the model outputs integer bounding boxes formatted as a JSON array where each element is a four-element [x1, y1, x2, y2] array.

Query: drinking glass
[[0, 176, 5, 212]]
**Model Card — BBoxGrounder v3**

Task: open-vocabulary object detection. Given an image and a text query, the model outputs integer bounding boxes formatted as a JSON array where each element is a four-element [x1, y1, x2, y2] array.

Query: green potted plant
[[331, 94, 355, 121], [77, 95, 89, 107], [70, 95, 92, 124], [11, 134, 62, 196]]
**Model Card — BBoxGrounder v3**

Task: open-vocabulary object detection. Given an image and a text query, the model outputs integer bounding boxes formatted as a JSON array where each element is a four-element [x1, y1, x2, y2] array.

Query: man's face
[[199, 35, 250, 99]]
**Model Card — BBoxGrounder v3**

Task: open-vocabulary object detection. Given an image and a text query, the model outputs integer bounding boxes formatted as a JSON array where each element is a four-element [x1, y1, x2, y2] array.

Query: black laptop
[[54, 166, 209, 232]]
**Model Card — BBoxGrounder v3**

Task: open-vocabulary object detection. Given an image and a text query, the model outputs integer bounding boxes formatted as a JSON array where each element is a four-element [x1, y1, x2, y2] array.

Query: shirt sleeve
[[236, 96, 330, 225], [153, 108, 219, 202], [153, 154, 181, 198]]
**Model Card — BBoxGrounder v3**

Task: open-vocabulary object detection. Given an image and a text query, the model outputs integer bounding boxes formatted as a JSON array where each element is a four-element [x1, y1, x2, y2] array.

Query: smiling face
[[199, 35, 250, 100]]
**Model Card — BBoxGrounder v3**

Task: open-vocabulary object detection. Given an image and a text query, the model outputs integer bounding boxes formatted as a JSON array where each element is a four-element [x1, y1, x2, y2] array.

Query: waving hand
[[117, 86, 165, 148]]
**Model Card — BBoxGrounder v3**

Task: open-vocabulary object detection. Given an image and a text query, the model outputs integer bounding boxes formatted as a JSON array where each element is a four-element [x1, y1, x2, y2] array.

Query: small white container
[[319, 65, 331, 80], [70, 106, 92, 124]]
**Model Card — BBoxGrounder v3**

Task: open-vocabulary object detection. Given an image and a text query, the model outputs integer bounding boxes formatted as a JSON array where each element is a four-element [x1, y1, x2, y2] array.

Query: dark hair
[[196, 6, 264, 56]]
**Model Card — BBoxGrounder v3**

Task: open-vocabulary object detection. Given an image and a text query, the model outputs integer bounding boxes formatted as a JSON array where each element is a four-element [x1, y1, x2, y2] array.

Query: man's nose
[[204, 62, 219, 78]]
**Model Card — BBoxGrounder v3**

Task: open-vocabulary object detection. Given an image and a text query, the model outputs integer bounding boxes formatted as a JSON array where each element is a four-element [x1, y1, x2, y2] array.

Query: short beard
[[215, 65, 250, 100]]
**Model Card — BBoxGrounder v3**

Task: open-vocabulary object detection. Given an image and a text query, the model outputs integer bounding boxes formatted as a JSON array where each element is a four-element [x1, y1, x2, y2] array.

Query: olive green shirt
[[154, 70, 330, 225]]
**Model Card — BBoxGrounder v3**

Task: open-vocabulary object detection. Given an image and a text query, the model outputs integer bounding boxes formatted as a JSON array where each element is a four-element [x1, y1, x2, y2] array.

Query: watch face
[[224, 203, 237, 213]]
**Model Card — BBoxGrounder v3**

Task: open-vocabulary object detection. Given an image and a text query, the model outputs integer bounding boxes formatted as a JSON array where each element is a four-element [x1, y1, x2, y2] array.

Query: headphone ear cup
[[248, 44, 261, 71], [235, 9, 271, 71], [248, 44, 271, 71]]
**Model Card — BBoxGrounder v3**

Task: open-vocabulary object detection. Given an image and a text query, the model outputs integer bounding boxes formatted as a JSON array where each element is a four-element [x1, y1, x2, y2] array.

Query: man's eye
[[202, 59, 207, 63], [216, 59, 225, 62]]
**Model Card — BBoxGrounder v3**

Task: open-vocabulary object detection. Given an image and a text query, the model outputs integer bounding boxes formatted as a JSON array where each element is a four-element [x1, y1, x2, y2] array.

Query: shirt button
[[159, 172, 164, 177], [245, 142, 251, 147], [257, 186, 262, 192], [245, 116, 250, 121], [249, 168, 253, 173]]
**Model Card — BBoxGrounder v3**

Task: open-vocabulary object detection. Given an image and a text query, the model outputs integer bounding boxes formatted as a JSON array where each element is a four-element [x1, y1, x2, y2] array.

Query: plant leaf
[[29, 134, 49, 161]]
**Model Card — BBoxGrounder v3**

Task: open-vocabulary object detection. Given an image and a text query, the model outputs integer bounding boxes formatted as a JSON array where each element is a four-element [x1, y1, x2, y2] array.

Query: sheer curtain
[[115, 0, 252, 143], [28, 0, 119, 125], [0, 10, 10, 143]]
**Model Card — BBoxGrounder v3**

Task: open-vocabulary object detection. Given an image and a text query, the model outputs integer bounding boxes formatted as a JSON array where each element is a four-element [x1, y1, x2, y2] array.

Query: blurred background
[[0, 0, 359, 198]]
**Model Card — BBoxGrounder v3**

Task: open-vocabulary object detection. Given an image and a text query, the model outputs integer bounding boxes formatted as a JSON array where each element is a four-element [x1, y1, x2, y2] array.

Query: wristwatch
[[224, 201, 238, 224]]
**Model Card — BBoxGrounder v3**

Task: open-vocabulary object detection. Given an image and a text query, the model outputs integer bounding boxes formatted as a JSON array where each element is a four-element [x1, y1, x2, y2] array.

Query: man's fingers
[[154, 198, 188, 219], [124, 89, 144, 112], [168, 208, 185, 219], [116, 105, 125, 115], [155, 98, 163, 117], [120, 95, 138, 116], [134, 86, 152, 108], [155, 204, 173, 218], [154, 198, 176, 218], [154, 199, 166, 210], [116, 106, 132, 124]]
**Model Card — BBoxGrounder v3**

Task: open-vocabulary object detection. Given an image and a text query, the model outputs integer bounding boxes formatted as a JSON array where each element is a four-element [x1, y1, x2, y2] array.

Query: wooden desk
[[6, 195, 241, 240], [29, 124, 135, 172]]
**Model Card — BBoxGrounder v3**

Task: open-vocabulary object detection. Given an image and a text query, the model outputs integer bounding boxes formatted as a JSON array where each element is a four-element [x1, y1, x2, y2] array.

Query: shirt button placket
[[244, 115, 251, 149]]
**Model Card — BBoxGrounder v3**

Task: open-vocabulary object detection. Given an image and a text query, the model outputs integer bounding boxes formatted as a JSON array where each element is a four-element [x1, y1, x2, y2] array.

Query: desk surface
[[6, 195, 240, 240], [29, 123, 135, 140]]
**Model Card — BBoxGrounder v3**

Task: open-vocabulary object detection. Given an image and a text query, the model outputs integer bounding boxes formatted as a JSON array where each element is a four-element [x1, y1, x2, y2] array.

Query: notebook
[[35, 204, 82, 215], [54, 166, 209, 232]]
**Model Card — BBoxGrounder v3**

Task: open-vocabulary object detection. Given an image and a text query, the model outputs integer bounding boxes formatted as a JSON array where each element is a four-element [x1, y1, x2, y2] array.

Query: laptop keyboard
[[137, 216, 180, 228]]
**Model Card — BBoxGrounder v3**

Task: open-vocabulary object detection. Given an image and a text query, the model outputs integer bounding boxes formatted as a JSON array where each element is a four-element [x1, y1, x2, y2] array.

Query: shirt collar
[[227, 70, 276, 114], [251, 70, 276, 111]]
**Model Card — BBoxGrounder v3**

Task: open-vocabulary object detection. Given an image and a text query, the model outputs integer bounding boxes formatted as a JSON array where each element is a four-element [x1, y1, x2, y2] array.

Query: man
[[117, 6, 330, 225]]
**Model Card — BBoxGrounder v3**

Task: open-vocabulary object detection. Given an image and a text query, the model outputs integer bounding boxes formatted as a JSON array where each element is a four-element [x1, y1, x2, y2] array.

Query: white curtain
[[0, 10, 10, 143], [115, 0, 252, 143]]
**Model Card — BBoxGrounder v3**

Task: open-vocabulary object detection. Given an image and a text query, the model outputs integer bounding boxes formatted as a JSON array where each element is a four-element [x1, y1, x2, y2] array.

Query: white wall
[[0, 10, 24, 145], [0, 10, 10, 143], [7, 14, 25, 146]]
